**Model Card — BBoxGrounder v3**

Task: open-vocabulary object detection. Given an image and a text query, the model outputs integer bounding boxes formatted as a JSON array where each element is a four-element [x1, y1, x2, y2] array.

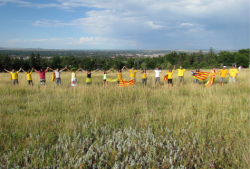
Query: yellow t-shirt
[[167, 71, 174, 79], [229, 69, 238, 77], [177, 69, 186, 76], [118, 72, 122, 79], [25, 72, 32, 80], [71, 72, 76, 79], [129, 70, 138, 78], [10, 72, 18, 80], [220, 69, 228, 78], [142, 73, 147, 79]]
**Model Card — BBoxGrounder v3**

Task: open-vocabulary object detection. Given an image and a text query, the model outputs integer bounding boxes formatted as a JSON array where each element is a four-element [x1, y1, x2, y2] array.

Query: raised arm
[[75, 68, 81, 73], [91, 69, 99, 73], [18, 68, 22, 72], [81, 68, 87, 73], [107, 68, 113, 73], [123, 66, 128, 71], [46, 67, 49, 71], [174, 65, 176, 70], [21, 68, 26, 72], [60, 67, 67, 71], [48, 67, 54, 71], [33, 68, 38, 72], [4, 69, 10, 73]]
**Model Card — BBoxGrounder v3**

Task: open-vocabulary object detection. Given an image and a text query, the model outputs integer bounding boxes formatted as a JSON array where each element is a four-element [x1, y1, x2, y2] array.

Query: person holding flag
[[49, 67, 67, 85], [112, 68, 124, 86], [4, 68, 22, 85], [33, 67, 49, 85], [166, 67, 175, 87], [123, 66, 141, 85]]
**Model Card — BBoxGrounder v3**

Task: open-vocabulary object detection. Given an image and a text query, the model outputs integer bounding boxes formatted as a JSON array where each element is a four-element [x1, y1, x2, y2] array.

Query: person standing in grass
[[4, 68, 22, 85], [153, 67, 165, 87], [112, 68, 124, 86], [21, 68, 34, 85], [48, 67, 67, 85], [220, 66, 228, 86], [66, 68, 81, 87], [141, 69, 149, 86], [33, 67, 49, 85], [123, 66, 140, 85], [166, 68, 174, 87], [175, 66, 189, 86], [81, 68, 98, 86], [229, 65, 238, 83], [98, 68, 112, 87], [193, 68, 200, 85]]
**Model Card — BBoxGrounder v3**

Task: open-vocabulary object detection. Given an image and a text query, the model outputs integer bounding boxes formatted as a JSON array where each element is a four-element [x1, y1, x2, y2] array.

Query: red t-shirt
[[37, 70, 47, 79]]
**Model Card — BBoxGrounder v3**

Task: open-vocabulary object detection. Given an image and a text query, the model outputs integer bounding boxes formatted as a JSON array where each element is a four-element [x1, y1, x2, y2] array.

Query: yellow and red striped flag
[[163, 75, 168, 81], [205, 77, 215, 87], [51, 72, 55, 81], [119, 78, 135, 87], [191, 71, 209, 81]]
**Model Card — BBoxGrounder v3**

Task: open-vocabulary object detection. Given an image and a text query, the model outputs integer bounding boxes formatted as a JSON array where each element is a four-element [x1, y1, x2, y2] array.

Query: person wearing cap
[[220, 66, 228, 86], [228, 65, 238, 83]]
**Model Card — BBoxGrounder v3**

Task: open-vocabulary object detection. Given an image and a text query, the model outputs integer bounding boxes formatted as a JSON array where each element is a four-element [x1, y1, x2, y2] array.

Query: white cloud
[[180, 23, 194, 26]]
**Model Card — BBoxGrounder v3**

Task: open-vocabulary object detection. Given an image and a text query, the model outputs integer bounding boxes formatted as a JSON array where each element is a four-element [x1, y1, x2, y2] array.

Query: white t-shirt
[[154, 70, 161, 77], [54, 70, 61, 78]]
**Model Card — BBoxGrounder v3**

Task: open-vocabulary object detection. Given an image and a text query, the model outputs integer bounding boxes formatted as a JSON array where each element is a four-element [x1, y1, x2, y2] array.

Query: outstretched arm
[[21, 68, 26, 72], [18, 68, 22, 72], [33, 68, 38, 72], [48, 67, 54, 71], [123, 66, 128, 71], [60, 67, 67, 71], [4, 69, 10, 73], [46, 67, 49, 71], [91, 69, 99, 73], [75, 68, 81, 73], [107, 68, 113, 73], [81, 68, 87, 73], [66, 68, 71, 72]]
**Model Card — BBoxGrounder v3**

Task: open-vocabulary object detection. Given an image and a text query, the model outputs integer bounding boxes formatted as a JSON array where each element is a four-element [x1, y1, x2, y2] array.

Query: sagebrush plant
[[0, 69, 249, 168]]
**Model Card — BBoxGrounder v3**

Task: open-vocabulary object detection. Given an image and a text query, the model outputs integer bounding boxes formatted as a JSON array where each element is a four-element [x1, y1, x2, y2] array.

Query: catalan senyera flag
[[191, 71, 210, 81], [163, 75, 168, 81], [51, 72, 55, 81], [107, 78, 119, 82], [205, 72, 220, 87], [205, 77, 215, 87], [119, 78, 135, 87]]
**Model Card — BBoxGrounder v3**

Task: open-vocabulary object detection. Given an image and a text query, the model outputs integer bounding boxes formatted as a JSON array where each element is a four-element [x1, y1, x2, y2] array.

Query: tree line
[[0, 48, 249, 71]]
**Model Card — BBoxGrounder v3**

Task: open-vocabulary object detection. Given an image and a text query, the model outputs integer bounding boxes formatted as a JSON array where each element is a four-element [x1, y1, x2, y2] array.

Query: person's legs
[[145, 78, 147, 85], [157, 77, 160, 86]]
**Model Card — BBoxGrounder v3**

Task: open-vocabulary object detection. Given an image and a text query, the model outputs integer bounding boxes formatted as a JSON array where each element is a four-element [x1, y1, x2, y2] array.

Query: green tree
[[235, 53, 249, 67], [141, 62, 147, 69], [146, 58, 156, 69], [125, 58, 134, 68], [182, 60, 190, 68], [36, 53, 41, 69], [195, 50, 203, 64], [192, 62, 199, 69], [199, 61, 207, 68], [29, 52, 36, 68]]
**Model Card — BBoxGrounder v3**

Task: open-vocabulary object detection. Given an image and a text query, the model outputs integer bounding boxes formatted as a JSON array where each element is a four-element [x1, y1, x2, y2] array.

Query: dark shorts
[[103, 79, 106, 82], [194, 79, 199, 83], [117, 81, 120, 84], [168, 79, 172, 84], [12, 79, 18, 85], [28, 80, 33, 85]]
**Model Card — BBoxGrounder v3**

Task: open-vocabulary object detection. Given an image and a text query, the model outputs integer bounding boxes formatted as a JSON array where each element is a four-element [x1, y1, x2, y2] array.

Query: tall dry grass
[[0, 69, 249, 168]]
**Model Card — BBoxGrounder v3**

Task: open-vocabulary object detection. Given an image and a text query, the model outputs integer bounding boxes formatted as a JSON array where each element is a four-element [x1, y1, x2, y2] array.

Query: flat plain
[[0, 69, 249, 168]]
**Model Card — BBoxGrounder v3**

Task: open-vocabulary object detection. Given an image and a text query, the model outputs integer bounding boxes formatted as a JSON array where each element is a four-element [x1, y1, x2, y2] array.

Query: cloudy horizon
[[0, 0, 248, 50]]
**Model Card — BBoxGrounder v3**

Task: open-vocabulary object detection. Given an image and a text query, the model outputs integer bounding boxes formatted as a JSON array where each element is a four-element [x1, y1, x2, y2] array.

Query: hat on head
[[223, 66, 226, 68]]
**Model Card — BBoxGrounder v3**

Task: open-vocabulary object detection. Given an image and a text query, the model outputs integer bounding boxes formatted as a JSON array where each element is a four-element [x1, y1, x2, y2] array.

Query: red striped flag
[[119, 78, 135, 87], [163, 75, 168, 81], [192, 72, 209, 81]]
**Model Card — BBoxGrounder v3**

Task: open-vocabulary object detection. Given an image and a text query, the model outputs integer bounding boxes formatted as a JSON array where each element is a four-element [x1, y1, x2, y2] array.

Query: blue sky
[[0, 0, 249, 50]]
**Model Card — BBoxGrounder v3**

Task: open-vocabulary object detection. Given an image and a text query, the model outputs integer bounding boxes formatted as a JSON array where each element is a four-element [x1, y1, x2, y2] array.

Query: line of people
[[3, 65, 239, 87]]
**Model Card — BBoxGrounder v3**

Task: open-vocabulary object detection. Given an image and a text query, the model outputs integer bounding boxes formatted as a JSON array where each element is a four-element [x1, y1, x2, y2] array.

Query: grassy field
[[0, 69, 249, 168]]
